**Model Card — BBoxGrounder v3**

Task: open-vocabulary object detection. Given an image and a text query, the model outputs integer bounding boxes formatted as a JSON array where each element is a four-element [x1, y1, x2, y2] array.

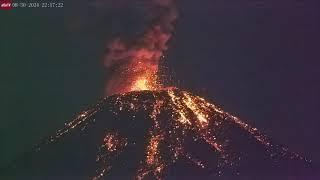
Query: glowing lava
[[44, 89, 308, 180], [130, 71, 159, 92]]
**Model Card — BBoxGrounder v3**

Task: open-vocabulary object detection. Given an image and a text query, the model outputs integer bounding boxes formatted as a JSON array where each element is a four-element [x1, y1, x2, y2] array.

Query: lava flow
[[44, 89, 309, 180]]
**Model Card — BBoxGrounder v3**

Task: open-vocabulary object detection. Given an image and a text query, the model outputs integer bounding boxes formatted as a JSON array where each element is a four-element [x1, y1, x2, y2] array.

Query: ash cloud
[[103, 0, 178, 95]]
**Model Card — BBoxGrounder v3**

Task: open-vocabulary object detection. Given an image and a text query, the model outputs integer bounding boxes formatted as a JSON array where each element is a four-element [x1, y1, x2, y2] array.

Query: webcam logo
[[0, 0, 12, 10]]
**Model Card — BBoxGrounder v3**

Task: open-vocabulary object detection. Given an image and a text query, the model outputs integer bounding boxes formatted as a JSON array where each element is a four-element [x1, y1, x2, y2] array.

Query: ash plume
[[104, 0, 178, 95]]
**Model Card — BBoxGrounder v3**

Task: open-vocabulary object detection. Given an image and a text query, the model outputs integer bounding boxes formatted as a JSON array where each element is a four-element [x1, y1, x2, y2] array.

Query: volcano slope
[[3, 89, 312, 179]]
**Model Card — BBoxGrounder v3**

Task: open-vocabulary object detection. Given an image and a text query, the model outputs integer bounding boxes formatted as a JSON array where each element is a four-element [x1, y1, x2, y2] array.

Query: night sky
[[1, 0, 319, 171]]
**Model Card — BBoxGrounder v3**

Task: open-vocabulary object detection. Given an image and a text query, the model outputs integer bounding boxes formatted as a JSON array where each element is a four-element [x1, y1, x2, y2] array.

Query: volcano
[[3, 89, 311, 179]]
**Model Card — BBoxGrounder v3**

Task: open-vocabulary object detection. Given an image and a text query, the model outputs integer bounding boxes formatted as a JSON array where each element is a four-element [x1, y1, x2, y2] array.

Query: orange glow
[[131, 74, 157, 92], [132, 78, 150, 91]]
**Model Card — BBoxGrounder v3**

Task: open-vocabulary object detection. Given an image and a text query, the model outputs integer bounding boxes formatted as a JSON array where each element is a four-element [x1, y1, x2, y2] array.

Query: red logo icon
[[0, 0, 12, 10]]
